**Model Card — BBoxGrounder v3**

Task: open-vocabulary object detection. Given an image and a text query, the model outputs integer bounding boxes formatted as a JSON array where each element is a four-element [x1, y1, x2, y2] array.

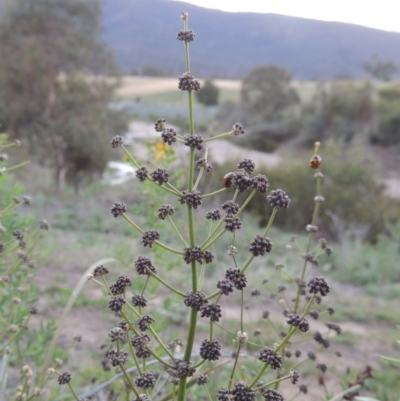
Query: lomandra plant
[[65, 13, 359, 401]]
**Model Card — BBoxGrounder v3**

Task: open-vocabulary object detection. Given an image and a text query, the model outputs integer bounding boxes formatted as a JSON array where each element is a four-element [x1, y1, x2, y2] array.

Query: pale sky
[[173, 0, 400, 33]]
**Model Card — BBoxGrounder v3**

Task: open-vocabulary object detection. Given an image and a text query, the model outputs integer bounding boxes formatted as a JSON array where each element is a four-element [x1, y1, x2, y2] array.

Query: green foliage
[[301, 80, 374, 144], [213, 143, 394, 242], [370, 85, 400, 146], [196, 79, 219, 106], [364, 55, 399, 81], [0, 0, 127, 191], [142, 64, 169, 77]]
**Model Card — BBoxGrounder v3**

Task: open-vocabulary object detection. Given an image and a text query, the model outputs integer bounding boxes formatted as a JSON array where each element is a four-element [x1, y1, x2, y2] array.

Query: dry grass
[[116, 76, 240, 98]]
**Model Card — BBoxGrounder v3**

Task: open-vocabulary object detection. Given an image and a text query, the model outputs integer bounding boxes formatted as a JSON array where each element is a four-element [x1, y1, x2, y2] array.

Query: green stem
[[203, 132, 232, 142], [201, 187, 228, 198], [121, 213, 183, 255], [2, 160, 30, 173], [167, 215, 188, 247], [146, 267, 185, 297]]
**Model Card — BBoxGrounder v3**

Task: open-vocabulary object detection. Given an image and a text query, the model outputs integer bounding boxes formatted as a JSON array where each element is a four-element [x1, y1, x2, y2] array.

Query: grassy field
[[14, 158, 399, 401]]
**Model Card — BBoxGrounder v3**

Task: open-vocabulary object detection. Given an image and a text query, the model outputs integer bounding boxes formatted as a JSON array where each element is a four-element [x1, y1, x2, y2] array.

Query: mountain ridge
[[102, 0, 400, 79]]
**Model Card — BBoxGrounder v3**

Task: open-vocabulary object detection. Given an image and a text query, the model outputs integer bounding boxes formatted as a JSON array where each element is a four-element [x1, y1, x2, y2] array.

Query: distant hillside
[[102, 0, 400, 79]]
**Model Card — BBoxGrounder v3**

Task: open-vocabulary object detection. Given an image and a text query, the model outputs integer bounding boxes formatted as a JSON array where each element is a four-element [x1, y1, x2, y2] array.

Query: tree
[[239, 65, 300, 151], [363, 55, 399, 81], [196, 79, 219, 106], [241, 65, 299, 120], [0, 0, 127, 191]]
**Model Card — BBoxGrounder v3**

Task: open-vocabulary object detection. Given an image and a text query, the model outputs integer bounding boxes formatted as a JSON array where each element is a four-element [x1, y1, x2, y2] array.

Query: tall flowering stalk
[[66, 12, 357, 401]]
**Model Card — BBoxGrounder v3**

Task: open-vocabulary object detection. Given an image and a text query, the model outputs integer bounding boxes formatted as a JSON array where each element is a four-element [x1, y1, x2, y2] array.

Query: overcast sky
[[173, 0, 400, 33]]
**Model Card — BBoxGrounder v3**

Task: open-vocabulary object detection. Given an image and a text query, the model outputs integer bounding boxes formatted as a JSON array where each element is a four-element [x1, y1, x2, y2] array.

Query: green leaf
[[379, 355, 400, 365]]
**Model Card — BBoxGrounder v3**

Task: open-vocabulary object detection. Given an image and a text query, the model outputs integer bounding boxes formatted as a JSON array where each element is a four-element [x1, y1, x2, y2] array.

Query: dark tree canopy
[[196, 79, 219, 106], [241, 65, 299, 120], [0, 0, 126, 191]]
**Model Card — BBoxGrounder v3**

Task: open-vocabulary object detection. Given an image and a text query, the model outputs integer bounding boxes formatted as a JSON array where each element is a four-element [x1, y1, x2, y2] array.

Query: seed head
[[137, 315, 155, 331], [184, 291, 206, 310], [258, 347, 282, 369], [221, 201, 239, 215], [111, 202, 126, 218], [157, 204, 175, 220], [196, 374, 209, 385], [177, 29, 196, 42], [111, 135, 124, 148], [267, 189, 290, 209], [217, 279, 234, 295], [238, 158, 255, 174], [135, 256, 157, 275], [199, 339, 222, 361], [58, 371, 72, 385], [142, 229, 160, 248], [180, 190, 202, 209], [150, 168, 169, 185], [206, 209, 221, 221], [178, 72, 201, 91], [200, 302, 222, 322], [184, 134, 203, 150], [161, 128, 177, 145], [135, 372, 156, 388], [154, 118, 166, 132], [308, 276, 330, 296], [262, 389, 284, 401], [136, 166, 149, 182], [231, 123, 245, 136], [249, 235, 273, 256]]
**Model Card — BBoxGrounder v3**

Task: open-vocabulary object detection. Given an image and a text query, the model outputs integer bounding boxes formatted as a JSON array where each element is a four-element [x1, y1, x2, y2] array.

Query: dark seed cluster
[[93, 264, 109, 276], [217, 279, 234, 295], [231, 123, 245, 136], [314, 331, 330, 348], [177, 29, 196, 42], [150, 168, 169, 185], [109, 327, 126, 342], [184, 291, 206, 310], [308, 277, 330, 296], [132, 294, 148, 308], [287, 314, 310, 332], [184, 134, 203, 150], [221, 201, 239, 215], [196, 158, 213, 172], [135, 256, 157, 275], [290, 369, 300, 384], [157, 204, 175, 220], [161, 128, 177, 145], [111, 135, 124, 148], [131, 333, 151, 350], [249, 235, 273, 256], [261, 389, 284, 401], [110, 274, 132, 295], [111, 202, 127, 218], [326, 323, 342, 335], [199, 339, 222, 361], [137, 315, 155, 331], [107, 348, 129, 366], [109, 295, 126, 312], [225, 267, 247, 290], [165, 359, 196, 378], [206, 209, 221, 221], [142, 230, 160, 248], [154, 118, 166, 132], [200, 302, 222, 322], [135, 372, 156, 388], [232, 382, 255, 401], [196, 374, 209, 385], [183, 246, 213, 264], [58, 371, 72, 385], [224, 214, 241, 232], [238, 158, 255, 174], [178, 72, 201, 91], [267, 189, 291, 209], [136, 166, 149, 182], [179, 190, 202, 209], [258, 347, 282, 370], [234, 172, 252, 192]]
